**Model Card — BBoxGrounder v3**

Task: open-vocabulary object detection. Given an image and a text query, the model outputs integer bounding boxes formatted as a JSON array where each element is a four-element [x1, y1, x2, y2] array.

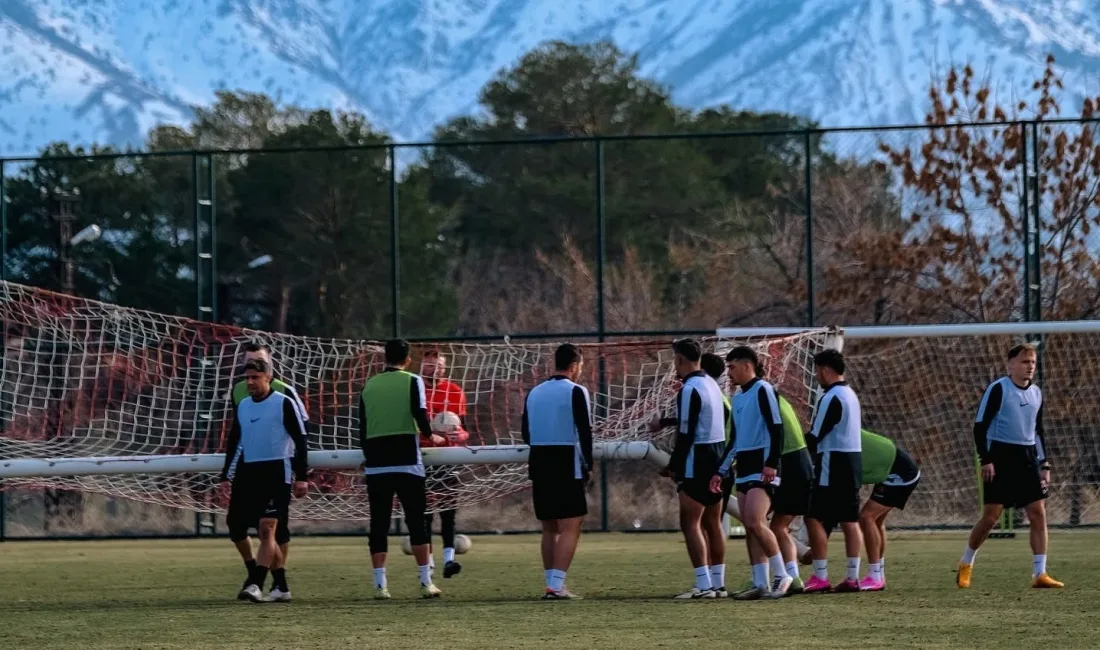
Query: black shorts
[[680, 476, 723, 506], [366, 472, 429, 549], [774, 448, 814, 516], [808, 451, 861, 527], [532, 477, 588, 520], [735, 479, 773, 496], [870, 449, 921, 510], [982, 441, 1048, 509], [228, 461, 292, 530]]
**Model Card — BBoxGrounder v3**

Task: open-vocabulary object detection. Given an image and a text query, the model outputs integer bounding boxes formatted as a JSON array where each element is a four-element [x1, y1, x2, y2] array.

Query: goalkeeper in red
[[957, 343, 1063, 589], [419, 349, 470, 579]]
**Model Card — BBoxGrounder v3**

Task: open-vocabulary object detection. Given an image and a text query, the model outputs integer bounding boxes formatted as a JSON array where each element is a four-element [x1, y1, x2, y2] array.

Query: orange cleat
[[956, 562, 973, 589], [1032, 573, 1064, 589]]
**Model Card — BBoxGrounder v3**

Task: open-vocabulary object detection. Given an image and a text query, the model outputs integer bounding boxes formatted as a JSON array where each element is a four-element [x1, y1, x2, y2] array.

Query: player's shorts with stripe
[[678, 442, 725, 506], [529, 446, 588, 521], [228, 460, 292, 530], [773, 448, 814, 516], [732, 448, 772, 496], [808, 451, 861, 526], [982, 441, 1048, 509], [870, 448, 921, 510]]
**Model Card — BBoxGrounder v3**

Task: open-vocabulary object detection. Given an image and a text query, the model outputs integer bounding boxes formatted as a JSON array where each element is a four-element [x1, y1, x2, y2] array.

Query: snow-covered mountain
[[2, 0, 1099, 155]]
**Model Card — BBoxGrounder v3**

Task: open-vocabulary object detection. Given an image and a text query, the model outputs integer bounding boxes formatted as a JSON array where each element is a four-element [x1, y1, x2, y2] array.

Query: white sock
[[444, 547, 456, 564], [869, 561, 883, 580], [694, 566, 712, 591], [418, 564, 432, 586], [373, 568, 387, 589], [961, 546, 978, 565], [548, 569, 566, 592], [768, 554, 787, 584], [428, 554, 435, 569], [785, 560, 800, 580], [1033, 554, 1047, 577], [544, 569, 553, 588], [812, 559, 828, 581], [846, 557, 860, 582], [751, 563, 769, 589], [709, 564, 725, 590]]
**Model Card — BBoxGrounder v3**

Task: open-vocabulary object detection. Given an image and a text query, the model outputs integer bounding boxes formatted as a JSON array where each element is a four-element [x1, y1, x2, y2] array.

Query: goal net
[[0, 281, 831, 524]]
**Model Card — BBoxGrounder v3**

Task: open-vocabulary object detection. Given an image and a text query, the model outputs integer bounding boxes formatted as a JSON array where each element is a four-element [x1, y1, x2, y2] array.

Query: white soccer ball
[[455, 533, 472, 555]]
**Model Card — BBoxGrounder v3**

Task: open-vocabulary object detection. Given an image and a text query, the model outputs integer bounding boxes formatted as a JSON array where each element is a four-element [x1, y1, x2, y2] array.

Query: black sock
[[244, 558, 257, 576], [272, 568, 288, 592], [252, 566, 269, 589]]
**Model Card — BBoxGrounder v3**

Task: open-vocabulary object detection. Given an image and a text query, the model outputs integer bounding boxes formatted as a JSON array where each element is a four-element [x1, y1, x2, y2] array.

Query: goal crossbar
[[717, 320, 1100, 339], [0, 441, 670, 480]]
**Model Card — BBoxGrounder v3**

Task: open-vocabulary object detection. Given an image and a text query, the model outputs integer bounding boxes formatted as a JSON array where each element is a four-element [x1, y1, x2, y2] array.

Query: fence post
[[804, 131, 815, 327], [1, 158, 6, 282], [390, 146, 400, 338], [595, 140, 610, 532]]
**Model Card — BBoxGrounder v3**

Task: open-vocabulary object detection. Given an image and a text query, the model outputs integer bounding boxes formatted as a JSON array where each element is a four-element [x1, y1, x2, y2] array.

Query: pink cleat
[[834, 578, 861, 593], [803, 576, 832, 593], [858, 576, 886, 592]]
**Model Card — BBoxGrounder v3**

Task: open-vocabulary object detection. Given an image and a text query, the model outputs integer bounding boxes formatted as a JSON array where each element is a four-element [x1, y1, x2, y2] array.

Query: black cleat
[[443, 560, 462, 578]]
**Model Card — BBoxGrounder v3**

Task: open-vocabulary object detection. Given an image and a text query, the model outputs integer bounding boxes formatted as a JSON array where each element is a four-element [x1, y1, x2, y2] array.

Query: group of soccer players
[[219, 335, 1063, 602], [220, 341, 471, 602]]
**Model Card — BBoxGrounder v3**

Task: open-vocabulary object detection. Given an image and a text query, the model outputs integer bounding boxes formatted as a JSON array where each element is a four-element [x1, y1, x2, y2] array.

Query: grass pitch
[[0, 531, 1095, 649]]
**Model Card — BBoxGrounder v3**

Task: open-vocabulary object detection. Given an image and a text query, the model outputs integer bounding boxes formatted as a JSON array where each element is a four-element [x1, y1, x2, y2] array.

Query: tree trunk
[[275, 282, 291, 333]]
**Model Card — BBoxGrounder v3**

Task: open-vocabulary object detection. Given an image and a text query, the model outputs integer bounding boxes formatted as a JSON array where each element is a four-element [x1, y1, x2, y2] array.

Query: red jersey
[[423, 378, 469, 448], [425, 378, 468, 419]]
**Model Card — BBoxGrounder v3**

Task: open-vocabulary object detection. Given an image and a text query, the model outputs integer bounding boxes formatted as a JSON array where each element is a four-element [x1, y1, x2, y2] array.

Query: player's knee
[[275, 521, 291, 545], [1026, 502, 1046, 524], [257, 518, 278, 539], [859, 509, 878, 526], [406, 519, 430, 547]]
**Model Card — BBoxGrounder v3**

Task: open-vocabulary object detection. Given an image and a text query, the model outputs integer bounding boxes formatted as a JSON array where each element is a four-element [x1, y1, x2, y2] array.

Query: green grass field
[[0, 531, 1095, 649]]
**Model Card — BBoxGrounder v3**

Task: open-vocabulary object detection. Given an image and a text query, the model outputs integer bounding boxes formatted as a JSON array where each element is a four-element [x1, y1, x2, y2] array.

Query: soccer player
[[359, 339, 447, 600], [226, 342, 309, 601], [803, 348, 864, 593], [711, 346, 792, 599], [699, 352, 732, 596], [957, 343, 1063, 589], [219, 358, 309, 603], [651, 339, 726, 599], [857, 429, 921, 591], [420, 349, 469, 579], [521, 343, 593, 600]]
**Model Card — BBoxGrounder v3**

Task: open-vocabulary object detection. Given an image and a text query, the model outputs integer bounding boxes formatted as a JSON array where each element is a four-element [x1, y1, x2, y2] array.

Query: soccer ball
[[399, 533, 472, 555]]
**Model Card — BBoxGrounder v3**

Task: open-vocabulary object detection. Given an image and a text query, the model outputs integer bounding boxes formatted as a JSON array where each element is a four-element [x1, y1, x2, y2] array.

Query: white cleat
[[264, 588, 292, 603], [765, 575, 794, 599], [674, 587, 716, 599], [240, 584, 264, 603]]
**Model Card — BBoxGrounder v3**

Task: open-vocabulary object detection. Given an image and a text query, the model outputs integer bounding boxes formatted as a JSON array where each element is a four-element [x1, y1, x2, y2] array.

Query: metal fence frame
[[1, 117, 1092, 539]]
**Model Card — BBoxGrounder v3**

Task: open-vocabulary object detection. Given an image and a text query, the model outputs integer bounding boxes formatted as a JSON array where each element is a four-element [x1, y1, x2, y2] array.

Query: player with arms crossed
[[711, 346, 793, 599], [651, 339, 727, 599], [220, 358, 309, 603], [521, 343, 593, 600], [226, 342, 309, 601], [803, 349, 864, 593], [420, 349, 470, 579], [957, 343, 1063, 589], [359, 339, 447, 600]]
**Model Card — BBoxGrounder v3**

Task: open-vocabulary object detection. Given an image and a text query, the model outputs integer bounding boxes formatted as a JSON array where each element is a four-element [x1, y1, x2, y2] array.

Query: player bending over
[[522, 343, 593, 600], [651, 339, 727, 599], [803, 349, 864, 593], [420, 349, 470, 579], [711, 346, 792, 599], [226, 342, 309, 602], [359, 339, 447, 600], [220, 358, 309, 603], [854, 429, 921, 591], [957, 343, 1063, 589]]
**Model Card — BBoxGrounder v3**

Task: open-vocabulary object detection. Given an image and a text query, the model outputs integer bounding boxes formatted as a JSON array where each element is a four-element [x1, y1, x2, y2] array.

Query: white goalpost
[[4, 279, 1100, 530]]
